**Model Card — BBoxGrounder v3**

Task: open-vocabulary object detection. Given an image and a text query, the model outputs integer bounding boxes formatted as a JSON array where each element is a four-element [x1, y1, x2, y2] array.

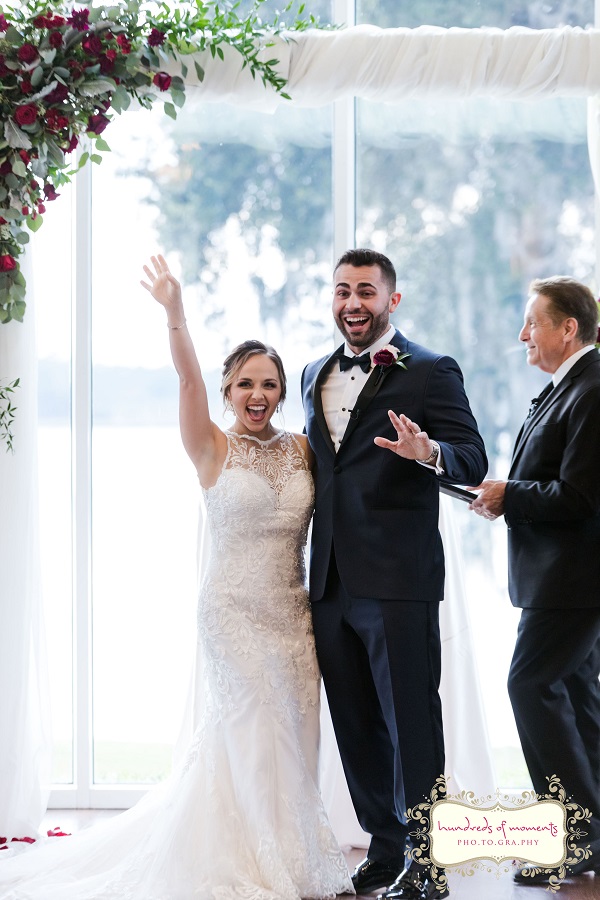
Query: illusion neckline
[[226, 429, 285, 447]]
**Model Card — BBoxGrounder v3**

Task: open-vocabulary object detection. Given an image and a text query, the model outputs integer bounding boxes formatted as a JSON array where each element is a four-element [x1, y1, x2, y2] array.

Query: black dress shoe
[[514, 856, 600, 884], [351, 857, 403, 893], [377, 866, 449, 900]]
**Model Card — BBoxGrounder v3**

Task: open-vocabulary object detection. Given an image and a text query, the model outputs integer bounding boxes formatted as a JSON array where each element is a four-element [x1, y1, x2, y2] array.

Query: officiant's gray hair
[[530, 276, 598, 345], [221, 340, 287, 406]]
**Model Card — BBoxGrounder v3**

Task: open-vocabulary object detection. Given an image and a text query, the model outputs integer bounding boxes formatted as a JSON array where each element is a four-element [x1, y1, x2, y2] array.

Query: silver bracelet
[[167, 319, 187, 330]]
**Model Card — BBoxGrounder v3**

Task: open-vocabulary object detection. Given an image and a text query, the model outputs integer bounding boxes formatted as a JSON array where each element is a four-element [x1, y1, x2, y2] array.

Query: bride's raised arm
[[141, 254, 226, 486]]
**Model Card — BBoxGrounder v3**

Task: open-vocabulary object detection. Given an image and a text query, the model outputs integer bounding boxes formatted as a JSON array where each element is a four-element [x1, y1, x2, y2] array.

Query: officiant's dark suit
[[472, 276, 600, 882], [301, 249, 487, 897]]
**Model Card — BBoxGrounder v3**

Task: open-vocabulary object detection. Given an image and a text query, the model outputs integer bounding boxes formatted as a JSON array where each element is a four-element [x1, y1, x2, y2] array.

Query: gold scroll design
[[405, 775, 592, 893]]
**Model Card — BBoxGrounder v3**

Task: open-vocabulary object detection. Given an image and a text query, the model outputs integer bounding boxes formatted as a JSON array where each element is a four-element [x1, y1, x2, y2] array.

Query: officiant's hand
[[374, 410, 434, 461], [468, 480, 506, 520], [141, 254, 185, 326]]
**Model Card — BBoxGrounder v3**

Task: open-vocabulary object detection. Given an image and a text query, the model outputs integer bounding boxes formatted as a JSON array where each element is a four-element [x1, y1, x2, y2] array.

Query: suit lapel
[[510, 351, 600, 470], [511, 381, 555, 463], [311, 348, 340, 456]]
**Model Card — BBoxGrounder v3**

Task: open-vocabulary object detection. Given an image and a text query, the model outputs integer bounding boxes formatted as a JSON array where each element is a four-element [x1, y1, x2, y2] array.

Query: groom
[[302, 249, 487, 900]]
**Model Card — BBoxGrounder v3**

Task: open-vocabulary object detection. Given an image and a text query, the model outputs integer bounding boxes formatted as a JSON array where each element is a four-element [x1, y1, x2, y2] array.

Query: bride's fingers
[[142, 265, 156, 283]]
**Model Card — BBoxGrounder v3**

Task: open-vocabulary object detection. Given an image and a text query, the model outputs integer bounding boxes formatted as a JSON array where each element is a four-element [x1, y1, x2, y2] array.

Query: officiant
[[470, 276, 600, 884]]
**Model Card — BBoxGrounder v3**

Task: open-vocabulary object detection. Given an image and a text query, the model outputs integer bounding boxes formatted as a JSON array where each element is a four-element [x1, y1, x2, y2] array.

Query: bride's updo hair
[[221, 340, 287, 407]]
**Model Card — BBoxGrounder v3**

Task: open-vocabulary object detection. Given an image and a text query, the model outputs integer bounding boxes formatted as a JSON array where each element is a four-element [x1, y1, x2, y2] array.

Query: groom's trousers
[[311, 558, 445, 865]]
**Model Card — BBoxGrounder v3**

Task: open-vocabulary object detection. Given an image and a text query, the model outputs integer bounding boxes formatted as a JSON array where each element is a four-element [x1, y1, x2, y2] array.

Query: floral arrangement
[[0, 0, 319, 326]]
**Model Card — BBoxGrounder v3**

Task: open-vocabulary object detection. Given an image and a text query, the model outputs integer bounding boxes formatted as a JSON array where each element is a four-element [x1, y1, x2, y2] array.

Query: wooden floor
[[41, 811, 600, 899]]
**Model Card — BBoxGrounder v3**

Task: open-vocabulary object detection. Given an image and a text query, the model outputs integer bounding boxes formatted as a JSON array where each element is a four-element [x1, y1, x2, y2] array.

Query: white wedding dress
[[0, 431, 353, 900]]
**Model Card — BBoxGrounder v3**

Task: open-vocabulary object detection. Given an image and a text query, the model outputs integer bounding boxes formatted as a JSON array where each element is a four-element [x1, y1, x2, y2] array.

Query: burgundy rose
[[49, 30, 63, 49], [153, 71, 172, 91], [49, 15, 66, 27], [67, 59, 84, 79], [14, 104, 38, 126], [0, 160, 12, 176], [372, 349, 396, 367], [19, 79, 33, 94], [37, 201, 46, 213], [64, 134, 79, 153], [67, 8, 89, 31], [0, 256, 17, 273], [116, 34, 132, 54], [18, 149, 30, 164], [99, 53, 115, 74], [0, 217, 6, 225], [17, 43, 38, 64], [86, 112, 110, 134], [82, 34, 103, 55], [46, 83, 69, 105], [148, 28, 166, 47], [43, 183, 60, 201], [45, 109, 69, 131], [0, 13, 9, 31]]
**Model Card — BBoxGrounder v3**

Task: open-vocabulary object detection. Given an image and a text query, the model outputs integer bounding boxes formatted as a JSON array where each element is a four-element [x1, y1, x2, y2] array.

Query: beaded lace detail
[[223, 430, 309, 498]]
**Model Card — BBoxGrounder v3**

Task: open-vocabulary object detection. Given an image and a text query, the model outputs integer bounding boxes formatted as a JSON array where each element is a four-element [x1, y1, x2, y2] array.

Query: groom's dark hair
[[334, 249, 397, 294]]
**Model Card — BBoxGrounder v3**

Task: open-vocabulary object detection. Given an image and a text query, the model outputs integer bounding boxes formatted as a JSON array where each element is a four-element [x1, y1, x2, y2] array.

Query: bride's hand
[[141, 254, 183, 319]]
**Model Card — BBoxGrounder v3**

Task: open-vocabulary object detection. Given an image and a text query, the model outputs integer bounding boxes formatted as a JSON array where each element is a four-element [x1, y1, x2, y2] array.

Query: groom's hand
[[374, 410, 434, 461]]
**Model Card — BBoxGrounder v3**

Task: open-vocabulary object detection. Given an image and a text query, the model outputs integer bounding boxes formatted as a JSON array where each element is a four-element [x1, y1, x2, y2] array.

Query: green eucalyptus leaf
[[31, 65, 45, 88], [79, 78, 117, 97], [4, 120, 32, 151], [163, 101, 177, 120], [11, 160, 28, 178], [26, 214, 44, 233]]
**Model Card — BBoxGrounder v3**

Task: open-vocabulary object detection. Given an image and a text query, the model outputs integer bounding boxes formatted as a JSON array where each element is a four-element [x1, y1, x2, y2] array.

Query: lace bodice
[[202, 431, 314, 605]]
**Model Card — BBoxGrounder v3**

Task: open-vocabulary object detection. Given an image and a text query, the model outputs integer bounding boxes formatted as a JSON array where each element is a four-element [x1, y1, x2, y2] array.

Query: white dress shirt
[[322, 326, 396, 451], [552, 344, 596, 387]]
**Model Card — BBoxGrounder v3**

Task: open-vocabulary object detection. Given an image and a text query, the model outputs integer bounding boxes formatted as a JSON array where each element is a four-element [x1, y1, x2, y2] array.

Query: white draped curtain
[[1, 23, 600, 834], [0, 254, 51, 836]]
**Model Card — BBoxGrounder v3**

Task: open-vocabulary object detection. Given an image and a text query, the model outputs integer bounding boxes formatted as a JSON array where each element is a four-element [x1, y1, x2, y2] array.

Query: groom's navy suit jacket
[[505, 350, 600, 609], [302, 329, 488, 603]]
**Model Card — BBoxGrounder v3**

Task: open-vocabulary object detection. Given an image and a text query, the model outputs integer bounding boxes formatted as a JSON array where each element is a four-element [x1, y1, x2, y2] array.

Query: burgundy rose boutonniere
[[372, 344, 411, 383]]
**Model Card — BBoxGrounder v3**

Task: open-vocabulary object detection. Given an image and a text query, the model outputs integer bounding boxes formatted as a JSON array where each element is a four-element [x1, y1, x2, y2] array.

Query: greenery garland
[[0, 0, 319, 325]]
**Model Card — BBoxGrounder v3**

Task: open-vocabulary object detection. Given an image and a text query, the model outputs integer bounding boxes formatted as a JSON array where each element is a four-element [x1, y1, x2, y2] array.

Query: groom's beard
[[334, 309, 391, 351]]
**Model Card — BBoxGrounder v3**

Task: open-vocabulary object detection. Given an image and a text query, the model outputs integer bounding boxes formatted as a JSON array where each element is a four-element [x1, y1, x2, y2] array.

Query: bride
[[0, 255, 353, 900]]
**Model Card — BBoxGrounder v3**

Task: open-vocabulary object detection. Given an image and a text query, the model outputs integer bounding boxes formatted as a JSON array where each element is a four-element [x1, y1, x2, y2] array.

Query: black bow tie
[[338, 352, 372, 374], [526, 382, 554, 418]]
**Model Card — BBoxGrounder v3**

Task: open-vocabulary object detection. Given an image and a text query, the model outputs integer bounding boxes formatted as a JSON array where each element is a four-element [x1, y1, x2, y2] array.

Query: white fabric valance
[[177, 25, 600, 109]]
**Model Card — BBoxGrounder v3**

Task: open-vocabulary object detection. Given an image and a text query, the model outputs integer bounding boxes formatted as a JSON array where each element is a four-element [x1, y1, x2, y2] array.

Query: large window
[[35, 0, 597, 805]]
